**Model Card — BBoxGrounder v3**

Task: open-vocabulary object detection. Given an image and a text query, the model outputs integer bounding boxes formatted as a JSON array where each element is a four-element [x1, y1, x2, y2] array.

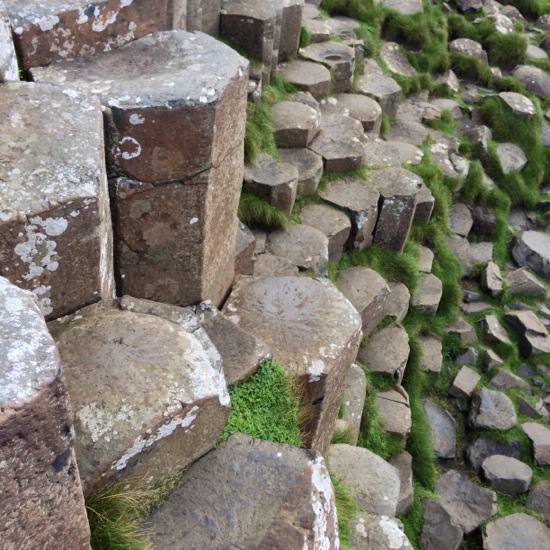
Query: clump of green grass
[[486, 32, 527, 68], [299, 26, 312, 48], [399, 483, 438, 547], [86, 476, 180, 550], [331, 425, 356, 445], [244, 100, 278, 163], [219, 361, 302, 446], [500, 0, 550, 18], [449, 53, 493, 87], [426, 108, 460, 136], [238, 192, 289, 229], [330, 475, 360, 550]]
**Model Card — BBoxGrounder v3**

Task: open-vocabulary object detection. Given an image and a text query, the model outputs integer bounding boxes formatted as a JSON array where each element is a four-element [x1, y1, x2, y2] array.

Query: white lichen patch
[[379, 516, 410, 549]]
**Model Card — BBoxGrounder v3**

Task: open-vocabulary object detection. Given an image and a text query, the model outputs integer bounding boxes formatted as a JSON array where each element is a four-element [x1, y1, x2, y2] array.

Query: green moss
[[238, 192, 289, 230], [219, 361, 302, 446]]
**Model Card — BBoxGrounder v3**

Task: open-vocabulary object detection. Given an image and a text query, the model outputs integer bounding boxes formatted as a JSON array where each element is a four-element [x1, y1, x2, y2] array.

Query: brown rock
[[253, 253, 300, 276], [235, 222, 256, 277], [277, 60, 331, 99], [412, 274, 443, 314], [277, 148, 324, 197], [272, 100, 321, 148], [449, 366, 481, 400], [336, 93, 382, 133]]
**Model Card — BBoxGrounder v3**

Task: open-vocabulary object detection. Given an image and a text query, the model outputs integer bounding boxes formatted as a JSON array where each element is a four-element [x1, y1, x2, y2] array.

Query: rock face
[[327, 444, 401, 517], [526, 481, 550, 522], [466, 437, 521, 471], [0, 82, 114, 320], [513, 231, 550, 279], [278, 148, 323, 196], [0, 277, 90, 550], [0, 1, 17, 81], [420, 499, 463, 550], [423, 400, 456, 459], [513, 65, 550, 98], [146, 433, 340, 550], [483, 513, 550, 550], [339, 364, 368, 446], [223, 276, 362, 452], [33, 31, 249, 308], [506, 268, 546, 297], [469, 388, 517, 431], [49, 302, 230, 495], [481, 455, 533, 496], [522, 422, 550, 466], [348, 514, 412, 549], [504, 310, 550, 357]]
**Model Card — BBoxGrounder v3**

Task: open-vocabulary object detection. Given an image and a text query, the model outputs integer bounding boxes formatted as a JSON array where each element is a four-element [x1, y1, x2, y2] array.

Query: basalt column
[[33, 31, 249, 307]]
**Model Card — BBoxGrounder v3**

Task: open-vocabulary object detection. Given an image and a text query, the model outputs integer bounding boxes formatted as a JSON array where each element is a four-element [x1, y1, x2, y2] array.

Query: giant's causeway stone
[[422, 400, 456, 459], [418, 336, 442, 376], [0, 82, 113, 320], [481, 455, 533, 496], [146, 433, 340, 550], [339, 364, 367, 446], [184, 0, 223, 35], [223, 276, 362, 452], [0, 1, 17, 81], [363, 140, 424, 168], [504, 310, 550, 357], [272, 100, 321, 148], [277, 60, 331, 98], [513, 231, 550, 279], [513, 65, 550, 98], [526, 481, 550, 522], [483, 513, 550, 550], [380, 42, 418, 77], [277, 148, 324, 196], [5, 0, 169, 69], [376, 387, 411, 439], [348, 514, 412, 549], [499, 92, 537, 119], [33, 31, 249, 308], [0, 277, 90, 550], [420, 499, 463, 550], [469, 388, 517, 431], [522, 422, 550, 466], [356, 70, 402, 119], [497, 143, 527, 174], [466, 437, 522, 471], [375, 0, 423, 15], [49, 303, 230, 495], [412, 274, 443, 314], [449, 38, 488, 65], [336, 93, 382, 133], [386, 120, 429, 146]]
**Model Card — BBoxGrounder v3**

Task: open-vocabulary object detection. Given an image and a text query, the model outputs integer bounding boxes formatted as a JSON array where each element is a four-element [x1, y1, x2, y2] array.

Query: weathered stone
[[0, 82, 113, 320], [336, 93, 383, 133], [277, 60, 331, 98], [436, 470, 497, 535], [504, 310, 550, 357], [499, 91, 537, 119], [526, 481, 550, 522], [277, 0, 305, 61], [302, 17, 331, 43], [461, 302, 494, 315], [483, 513, 550, 550], [376, 386, 411, 440], [429, 141, 461, 178], [6, 0, 169, 70], [50, 303, 230, 495], [513, 231, 550, 279], [300, 204, 351, 262], [480, 314, 512, 345], [455, 347, 478, 367], [489, 369, 532, 396], [481, 261, 503, 297], [253, 253, 299, 276], [348, 514, 412, 549], [449, 38, 488, 65], [146, 433, 340, 549], [469, 388, 517, 431], [363, 140, 424, 168], [356, 70, 402, 119], [319, 97, 349, 117], [325, 16, 360, 40], [513, 65, 550, 98], [497, 142, 527, 174], [481, 455, 533, 496], [244, 153, 298, 215], [0, 277, 90, 550], [471, 204, 496, 237], [386, 120, 429, 146], [455, 0, 482, 13], [420, 499, 463, 550], [469, 242, 494, 269], [224, 276, 362, 452], [0, 1, 17, 81], [380, 42, 418, 77], [375, 0, 423, 15], [518, 395, 549, 420], [320, 179, 380, 251], [184, 0, 222, 35], [235, 222, 256, 277], [419, 336, 443, 376], [340, 364, 367, 446], [466, 437, 521, 471], [447, 315, 477, 344], [501, 5, 526, 28], [358, 326, 410, 382], [388, 451, 414, 516], [422, 400, 456, 460], [327, 444, 401, 517], [449, 366, 481, 400], [522, 422, 550, 466], [449, 203, 473, 237], [415, 185, 435, 223], [289, 90, 320, 111], [413, 274, 443, 314], [277, 148, 324, 196], [272, 100, 321, 148], [437, 69, 460, 93], [385, 282, 411, 323], [370, 167, 423, 253]]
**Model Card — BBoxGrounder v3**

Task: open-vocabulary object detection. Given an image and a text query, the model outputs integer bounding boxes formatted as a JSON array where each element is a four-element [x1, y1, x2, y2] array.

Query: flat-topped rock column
[[33, 31, 249, 307], [0, 277, 90, 550], [184, 0, 221, 35], [5, 0, 170, 69], [0, 82, 114, 320], [223, 276, 362, 452], [49, 301, 230, 496]]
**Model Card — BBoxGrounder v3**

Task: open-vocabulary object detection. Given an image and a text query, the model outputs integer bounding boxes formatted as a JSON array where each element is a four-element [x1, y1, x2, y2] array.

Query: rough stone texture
[[0, 82, 113, 320], [513, 231, 550, 279], [380, 42, 418, 77], [480, 314, 511, 345], [471, 205, 496, 237], [466, 437, 521, 471], [418, 246, 434, 274], [146, 433, 340, 549], [197, 302, 272, 386], [449, 366, 481, 400], [253, 252, 300, 277], [375, 0, 423, 15], [272, 100, 321, 148], [356, 69, 402, 119], [49, 303, 230, 495], [412, 274, 443, 314], [422, 400, 456, 460], [277, 60, 331, 98], [499, 92, 536, 119], [436, 470, 497, 535], [6, 0, 169, 69], [483, 513, 550, 550], [449, 203, 473, 237], [320, 179, 380, 251], [526, 481, 550, 522], [455, 0, 482, 12], [385, 282, 410, 323], [33, 31, 249, 308], [336, 93, 382, 133], [348, 514, 412, 549], [235, 222, 256, 277], [518, 395, 549, 420], [300, 204, 351, 263], [497, 143, 527, 174], [223, 276, 362, 452], [513, 65, 550, 98], [389, 451, 413, 516], [0, 1, 17, 81], [244, 153, 298, 216], [327, 444, 400, 517], [340, 364, 367, 446], [386, 120, 429, 146], [420, 499, 463, 550], [363, 140, 424, 168], [504, 310, 550, 357], [376, 387, 411, 440], [469, 388, 517, 431], [276, 0, 305, 61], [267, 224, 329, 277], [455, 347, 478, 367], [370, 168, 423, 253], [358, 326, 410, 382], [0, 277, 90, 550], [449, 38, 488, 65], [489, 369, 532, 396], [437, 69, 460, 93], [184, 0, 222, 35], [481, 455, 533, 496], [447, 316, 477, 345], [481, 262, 503, 297], [277, 148, 324, 196], [419, 336, 443, 376], [522, 422, 550, 466]]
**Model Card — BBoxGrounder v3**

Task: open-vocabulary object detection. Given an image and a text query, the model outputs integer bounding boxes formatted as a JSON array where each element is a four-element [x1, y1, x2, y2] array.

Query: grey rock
[[449, 366, 481, 400], [272, 101, 321, 148], [469, 388, 517, 431], [385, 283, 411, 323], [489, 369, 532, 396], [277, 148, 324, 197], [447, 316, 478, 345], [481, 261, 504, 297], [356, 70, 402, 119], [517, 395, 549, 420], [455, 0, 482, 13], [497, 143, 527, 174], [389, 451, 414, 516], [506, 268, 546, 297], [522, 422, 550, 466], [423, 400, 456, 459], [504, 310, 550, 357], [449, 38, 488, 65], [363, 140, 424, 168], [375, 0, 424, 15], [526, 481, 550, 522], [420, 499, 463, 550], [277, 60, 331, 98], [386, 120, 429, 146], [513, 231, 550, 279], [380, 42, 418, 77], [482, 513, 550, 550], [413, 274, 443, 314], [340, 364, 368, 446], [480, 314, 512, 345], [455, 347, 479, 366], [419, 336, 443, 376], [466, 437, 522, 471], [253, 253, 300, 277], [437, 70, 460, 93], [449, 203, 473, 237], [336, 93, 383, 133], [349, 514, 412, 549], [481, 455, 533, 496], [419, 246, 434, 273], [513, 65, 550, 98], [235, 222, 256, 277], [376, 386, 411, 440], [499, 92, 537, 119], [0, 2, 17, 81]]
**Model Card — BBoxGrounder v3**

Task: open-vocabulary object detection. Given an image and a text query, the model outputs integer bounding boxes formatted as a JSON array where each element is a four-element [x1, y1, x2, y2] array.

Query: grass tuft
[[330, 475, 360, 550], [238, 191, 289, 229]]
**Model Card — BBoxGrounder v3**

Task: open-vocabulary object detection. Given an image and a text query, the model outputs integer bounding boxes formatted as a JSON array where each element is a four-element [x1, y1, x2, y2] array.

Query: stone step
[[33, 30, 249, 308], [0, 81, 114, 320]]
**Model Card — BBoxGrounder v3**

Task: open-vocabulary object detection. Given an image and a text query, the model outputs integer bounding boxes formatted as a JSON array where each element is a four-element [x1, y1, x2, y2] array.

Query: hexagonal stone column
[[5, 0, 170, 70], [223, 276, 362, 452], [0, 1, 18, 82], [0, 277, 90, 550], [0, 82, 114, 320], [33, 32, 249, 307], [49, 302, 230, 496]]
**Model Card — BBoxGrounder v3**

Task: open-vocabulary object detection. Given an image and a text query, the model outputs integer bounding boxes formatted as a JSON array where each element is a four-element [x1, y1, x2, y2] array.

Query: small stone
[[446, 316, 477, 345], [376, 386, 412, 440], [340, 364, 367, 446], [481, 455, 533, 496], [497, 143, 527, 174], [271, 101, 321, 148], [499, 92, 537, 120], [386, 119, 429, 146], [455, 347, 478, 366], [420, 499, 463, 550], [348, 514, 411, 549], [277, 60, 331, 99], [483, 349, 504, 371], [489, 369, 532, 396], [483, 513, 550, 550], [449, 366, 481, 400], [506, 268, 546, 297], [389, 452, 414, 516], [419, 337, 443, 376], [253, 253, 299, 277], [384, 283, 411, 324], [526, 481, 550, 522], [418, 246, 434, 273], [480, 314, 511, 345], [449, 203, 473, 237], [363, 140, 424, 168], [522, 422, 550, 466], [504, 310, 550, 357], [380, 42, 418, 77], [336, 93, 382, 133], [356, 71, 402, 119], [513, 231, 550, 279], [466, 437, 521, 471], [481, 261, 503, 297], [469, 388, 517, 431], [449, 38, 488, 65], [513, 65, 550, 98], [412, 274, 443, 314], [423, 400, 456, 459]]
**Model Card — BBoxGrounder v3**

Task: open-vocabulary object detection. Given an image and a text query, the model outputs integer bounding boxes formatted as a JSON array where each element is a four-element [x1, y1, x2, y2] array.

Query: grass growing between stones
[[399, 483, 438, 548], [501, 0, 550, 18], [219, 361, 302, 446], [330, 475, 361, 550], [238, 191, 290, 229]]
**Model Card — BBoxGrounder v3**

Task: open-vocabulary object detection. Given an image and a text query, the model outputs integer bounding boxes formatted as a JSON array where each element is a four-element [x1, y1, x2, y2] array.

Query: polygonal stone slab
[[363, 140, 424, 168], [504, 310, 550, 357], [513, 231, 550, 279], [480, 314, 511, 345], [386, 120, 429, 146], [513, 65, 550, 98], [339, 364, 367, 446], [349, 514, 412, 549], [223, 276, 362, 452], [253, 252, 299, 276], [497, 143, 527, 174], [0, 1, 17, 82], [6, 0, 169, 70], [469, 388, 517, 431], [0, 277, 90, 550], [0, 82, 113, 320], [277, 60, 331, 99], [376, 386, 411, 439], [271, 100, 321, 148], [49, 303, 231, 496], [412, 274, 443, 314], [481, 455, 533, 496], [418, 336, 442, 376], [277, 148, 323, 196], [449, 366, 481, 401], [449, 203, 473, 237], [356, 71, 402, 119], [380, 42, 418, 77], [336, 93, 382, 133], [420, 499, 463, 550], [389, 451, 414, 515], [481, 261, 503, 297], [526, 481, 550, 522], [449, 38, 488, 65], [506, 268, 545, 297], [423, 400, 456, 459], [146, 433, 340, 550], [499, 92, 537, 119], [466, 437, 522, 471], [483, 513, 550, 550], [522, 422, 550, 466], [385, 282, 410, 323], [235, 221, 256, 277]]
